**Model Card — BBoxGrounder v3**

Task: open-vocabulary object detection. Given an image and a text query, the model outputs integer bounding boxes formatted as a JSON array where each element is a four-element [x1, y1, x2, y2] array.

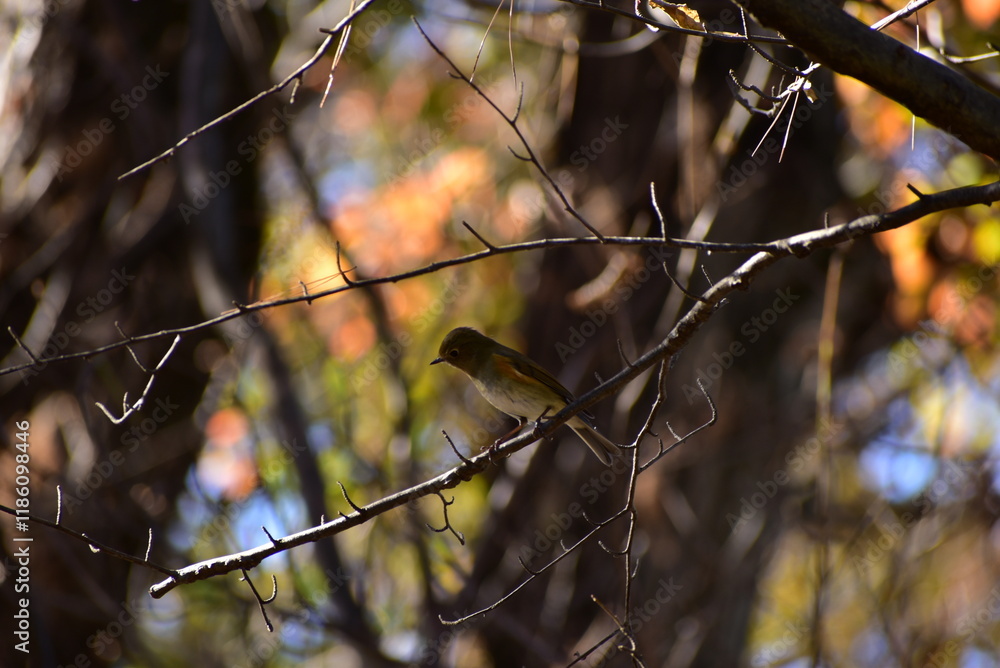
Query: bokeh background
[[2, 0, 1000, 666]]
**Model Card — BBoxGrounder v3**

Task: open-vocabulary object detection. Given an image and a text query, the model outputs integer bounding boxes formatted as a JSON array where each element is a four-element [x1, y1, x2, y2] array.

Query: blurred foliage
[[3, 0, 1000, 666], [171, 3, 559, 663]]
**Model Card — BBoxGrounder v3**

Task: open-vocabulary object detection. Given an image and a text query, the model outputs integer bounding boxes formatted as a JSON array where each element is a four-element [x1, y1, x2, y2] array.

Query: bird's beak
[[430, 357, 444, 366]]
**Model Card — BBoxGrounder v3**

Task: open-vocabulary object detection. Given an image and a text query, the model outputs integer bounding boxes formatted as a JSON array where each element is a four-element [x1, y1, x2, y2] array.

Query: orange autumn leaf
[[205, 407, 250, 447], [201, 408, 257, 500], [963, 0, 1000, 28], [835, 75, 911, 159], [334, 311, 377, 361], [333, 147, 491, 274], [876, 221, 936, 326]]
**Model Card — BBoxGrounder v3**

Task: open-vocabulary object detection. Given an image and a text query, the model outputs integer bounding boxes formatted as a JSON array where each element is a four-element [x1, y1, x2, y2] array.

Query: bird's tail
[[571, 423, 621, 466]]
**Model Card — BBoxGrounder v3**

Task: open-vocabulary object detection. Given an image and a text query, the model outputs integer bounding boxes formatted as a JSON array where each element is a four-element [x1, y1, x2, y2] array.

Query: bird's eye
[[448, 348, 459, 358]]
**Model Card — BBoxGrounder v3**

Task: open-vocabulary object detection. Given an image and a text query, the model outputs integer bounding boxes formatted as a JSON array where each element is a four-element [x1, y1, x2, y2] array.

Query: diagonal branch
[[148, 448, 496, 598]]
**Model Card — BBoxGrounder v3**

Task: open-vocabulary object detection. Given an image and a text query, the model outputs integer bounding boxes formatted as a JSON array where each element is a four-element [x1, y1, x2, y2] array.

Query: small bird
[[431, 327, 620, 465]]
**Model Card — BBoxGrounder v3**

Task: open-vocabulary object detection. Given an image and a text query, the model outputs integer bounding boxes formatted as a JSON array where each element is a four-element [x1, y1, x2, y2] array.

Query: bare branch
[[338, 481, 363, 513], [735, 0, 1000, 158], [119, 0, 379, 180], [94, 335, 181, 424], [871, 0, 938, 31], [0, 501, 176, 577], [462, 220, 498, 251], [5, 179, 996, 381], [442, 430, 472, 465], [7, 327, 40, 365], [442, 385, 712, 627], [426, 492, 466, 545], [240, 569, 278, 632], [319, 0, 356, 108], [414, 18, 607, 240], [559, 0, 789, 45]]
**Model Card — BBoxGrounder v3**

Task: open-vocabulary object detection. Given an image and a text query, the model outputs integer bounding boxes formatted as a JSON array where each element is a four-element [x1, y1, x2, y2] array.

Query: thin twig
[[426, 492, 466, 545], [442, 430, 472, 465], [0, 501, 176, 577], [871, 0, 937, 31], [119, 0, 378, 180], [7, 327, 40, 364], [414, 18, 607, 240], [320, 0, 356, 108], [240, 569, 277, 632], [462, 221, 498, 251], [94, 335, 181, 424], [338, 482, 363, 513]]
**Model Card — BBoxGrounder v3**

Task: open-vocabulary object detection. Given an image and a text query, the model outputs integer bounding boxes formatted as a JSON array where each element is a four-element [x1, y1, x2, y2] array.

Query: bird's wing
[[493, 348, 574, 404]]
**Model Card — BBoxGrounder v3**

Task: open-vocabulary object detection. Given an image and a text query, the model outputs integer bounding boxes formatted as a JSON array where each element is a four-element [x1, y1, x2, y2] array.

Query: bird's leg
[[487, 417, 528, 459], [531, 408, 554, 442]]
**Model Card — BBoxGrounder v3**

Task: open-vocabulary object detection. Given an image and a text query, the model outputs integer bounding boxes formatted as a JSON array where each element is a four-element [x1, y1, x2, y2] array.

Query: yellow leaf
[[972, 217, 1000, 263], [649, 0, 705, 31]]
